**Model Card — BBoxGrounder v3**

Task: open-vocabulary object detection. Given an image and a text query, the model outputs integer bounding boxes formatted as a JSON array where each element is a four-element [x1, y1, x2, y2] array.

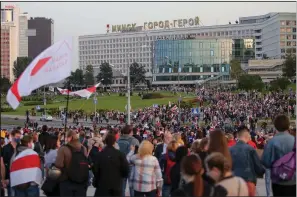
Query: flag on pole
[[70, 83, 101, 99], [57, 82, 101, 99], [10, 149, 42, 187], [57, 87, 71, 95], [7, 37, 73, 109]]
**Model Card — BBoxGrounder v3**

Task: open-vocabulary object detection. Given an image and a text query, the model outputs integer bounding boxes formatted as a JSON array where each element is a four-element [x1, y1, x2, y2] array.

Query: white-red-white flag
[[10, 149, 42, 187], [57, 87, 72, 95], [7, 37, 73, 109], [70, 83, 101, 99]]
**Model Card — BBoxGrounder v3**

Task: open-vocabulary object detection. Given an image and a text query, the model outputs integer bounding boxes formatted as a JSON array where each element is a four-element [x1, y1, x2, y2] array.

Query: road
[[1, 114, 121, 130]]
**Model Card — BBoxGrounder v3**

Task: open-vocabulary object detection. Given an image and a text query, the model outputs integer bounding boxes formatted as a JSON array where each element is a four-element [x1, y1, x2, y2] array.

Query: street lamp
[[110, 43, 147, 125]]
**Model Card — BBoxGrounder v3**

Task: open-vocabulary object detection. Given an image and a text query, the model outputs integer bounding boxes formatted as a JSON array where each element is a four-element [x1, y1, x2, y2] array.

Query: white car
[[40, 115, 53, 121]]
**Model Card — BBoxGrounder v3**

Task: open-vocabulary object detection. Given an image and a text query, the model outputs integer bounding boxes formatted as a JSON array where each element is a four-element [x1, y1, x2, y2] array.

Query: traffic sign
[[191, 108, 200, 114]]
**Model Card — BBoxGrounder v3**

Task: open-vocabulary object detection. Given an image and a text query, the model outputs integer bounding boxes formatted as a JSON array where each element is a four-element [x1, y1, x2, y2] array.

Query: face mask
[[14, 138, 21, 144]]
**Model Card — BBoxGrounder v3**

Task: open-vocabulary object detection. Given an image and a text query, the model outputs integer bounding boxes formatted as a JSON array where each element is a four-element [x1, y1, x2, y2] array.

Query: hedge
[[23, 100, 53, 106], [142, 93, 164, 99]]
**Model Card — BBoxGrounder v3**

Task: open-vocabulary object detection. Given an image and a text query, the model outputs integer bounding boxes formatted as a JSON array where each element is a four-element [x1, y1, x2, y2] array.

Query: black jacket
[[1, 143, 15, 179], [154, 143, 165, 161], [93, 146, 129, 192], [170, 162, 182, 193], [172, 181, 227, 197], [38, 131, 50, 149]]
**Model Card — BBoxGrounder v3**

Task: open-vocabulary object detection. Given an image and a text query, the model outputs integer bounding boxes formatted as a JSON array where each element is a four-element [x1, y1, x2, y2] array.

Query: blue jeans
[[14, 185, 39, 197], [162, 185, 171, 197], [88, 170, 94, 186], [265, 169, 271, 197], [122, 178, 134, 197]]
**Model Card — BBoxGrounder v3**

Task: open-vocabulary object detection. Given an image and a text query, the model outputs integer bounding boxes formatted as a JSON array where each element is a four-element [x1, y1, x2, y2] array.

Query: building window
[[280, 41, 285, 47], [293, 35, 296, 40], [287, 41, 291, 46], [281, 21, 286, 26], [280, 35, 286, 40], [293, 27, 296, 33], [280, 28, 286, 32], [286, 28, 292, 33], [292, 41, 296, 46]]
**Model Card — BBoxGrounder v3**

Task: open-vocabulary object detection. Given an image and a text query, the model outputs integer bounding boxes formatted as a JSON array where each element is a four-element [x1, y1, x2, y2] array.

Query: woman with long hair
[[129, 140, 163, 197], [208, 129, 232, 170], [172, 154, 227, 197], [173, 133, 184, 146]]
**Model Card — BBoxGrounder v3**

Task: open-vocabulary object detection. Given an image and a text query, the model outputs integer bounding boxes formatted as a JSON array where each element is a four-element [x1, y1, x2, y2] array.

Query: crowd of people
[[0, 112, 296, 197]]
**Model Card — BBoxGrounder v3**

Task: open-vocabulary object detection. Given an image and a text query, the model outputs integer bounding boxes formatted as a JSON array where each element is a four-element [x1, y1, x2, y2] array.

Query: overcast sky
[[2, 1, 296, 69]]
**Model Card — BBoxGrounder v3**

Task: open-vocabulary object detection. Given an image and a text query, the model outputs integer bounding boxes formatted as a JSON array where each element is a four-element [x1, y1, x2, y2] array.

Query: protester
[[39, 125, 50, 149], [10, 135, 42, 197], [93, 132, 129, 196], [154, 131, 172, 161], [170, 146, 188, 193], [205, 152, 249, 196], [1, 129, 22, 196], [172, 154, 227, 197], [129, 140, 163, 197], [55, 130, 89, 196], [262, 115, 296, 197], [159, 140, 179, 197], [230, 125, 265, 196], [117, 125, 140, 197]]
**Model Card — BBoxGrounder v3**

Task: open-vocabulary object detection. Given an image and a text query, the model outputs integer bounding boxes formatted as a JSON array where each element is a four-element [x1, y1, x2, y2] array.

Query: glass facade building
[[232, 39, 255, 63], [153, 39, 233, 84]]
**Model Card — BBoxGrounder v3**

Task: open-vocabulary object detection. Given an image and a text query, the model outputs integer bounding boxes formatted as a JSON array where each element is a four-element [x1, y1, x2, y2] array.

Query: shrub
[[23, 100, 53, 106], [1, 106, 13, 112], [142, 93, 164, 99]]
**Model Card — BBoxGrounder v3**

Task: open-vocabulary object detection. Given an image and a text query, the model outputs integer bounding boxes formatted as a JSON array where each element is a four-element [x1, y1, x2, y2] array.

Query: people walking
[[55, 130, 89, 196], [93, 132, 130, 196]]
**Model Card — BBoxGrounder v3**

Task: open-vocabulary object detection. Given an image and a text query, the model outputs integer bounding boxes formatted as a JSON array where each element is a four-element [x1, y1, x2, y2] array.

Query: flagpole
[[64, 81, 70, 137]]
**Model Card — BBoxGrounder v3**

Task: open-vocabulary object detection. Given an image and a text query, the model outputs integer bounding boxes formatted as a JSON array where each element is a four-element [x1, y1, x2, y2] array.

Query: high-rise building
[[19, 12, 28, 57], [1, 5, 20, 81], [28, 17, 54, 59]]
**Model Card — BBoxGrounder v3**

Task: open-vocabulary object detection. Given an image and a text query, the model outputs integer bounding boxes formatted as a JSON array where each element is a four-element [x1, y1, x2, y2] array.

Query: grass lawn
[[2, 91, 197, 115]]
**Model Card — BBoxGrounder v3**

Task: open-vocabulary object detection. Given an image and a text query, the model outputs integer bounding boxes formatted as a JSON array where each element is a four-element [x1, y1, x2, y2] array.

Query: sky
[[2, 1, 296, 69]]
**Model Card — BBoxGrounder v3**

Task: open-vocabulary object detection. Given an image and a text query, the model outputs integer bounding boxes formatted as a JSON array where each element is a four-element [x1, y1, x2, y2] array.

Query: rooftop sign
[[109, 16, 199, 33]]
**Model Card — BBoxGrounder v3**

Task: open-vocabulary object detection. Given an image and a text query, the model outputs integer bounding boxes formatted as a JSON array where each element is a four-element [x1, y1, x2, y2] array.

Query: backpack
[[164, 153, 176, 185], [118, 137, 133, 155], [66, 145, 89, 184], [271, 140, 296, 183]]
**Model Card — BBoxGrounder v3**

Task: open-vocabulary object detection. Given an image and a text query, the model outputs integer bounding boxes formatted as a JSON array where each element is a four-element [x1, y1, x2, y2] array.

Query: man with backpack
[[117, 125, 140, 197], [55, 130, 89, 196], [262, 115, 296, 197]]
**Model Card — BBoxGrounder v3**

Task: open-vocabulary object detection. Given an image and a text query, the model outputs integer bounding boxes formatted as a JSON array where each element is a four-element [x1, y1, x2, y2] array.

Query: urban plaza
[[0, 1, 296, 197]]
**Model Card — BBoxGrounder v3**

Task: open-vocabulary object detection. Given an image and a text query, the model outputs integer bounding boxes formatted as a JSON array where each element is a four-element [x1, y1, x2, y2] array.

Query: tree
[[0, 77, 11, 93], [230, 59, 243, 81], [84, 65, 95, 86], [130, 62, 146, 87], [270, 77, 291, 91], [238, 74, 264, 91], [13, 57, 33, 80], [282, 53, 296, 79], [64, 69, 84, 87], [96, 62, 113, 86]]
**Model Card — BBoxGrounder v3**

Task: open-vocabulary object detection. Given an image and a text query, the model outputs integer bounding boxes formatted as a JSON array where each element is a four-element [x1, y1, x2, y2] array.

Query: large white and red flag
[[10, 149, 42, 187], [7, 37, 73, 109], [57, 82, 101, 99]]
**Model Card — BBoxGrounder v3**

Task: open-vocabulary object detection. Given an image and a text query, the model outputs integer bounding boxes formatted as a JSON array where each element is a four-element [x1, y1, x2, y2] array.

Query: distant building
[[246, 59, 285, 82], [28, 17, 54, 59], [19, 12, 28, 57]]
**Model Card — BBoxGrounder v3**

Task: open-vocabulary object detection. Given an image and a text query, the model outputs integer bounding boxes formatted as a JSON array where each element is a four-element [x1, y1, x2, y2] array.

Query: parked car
[[40, 115, 53, 121]]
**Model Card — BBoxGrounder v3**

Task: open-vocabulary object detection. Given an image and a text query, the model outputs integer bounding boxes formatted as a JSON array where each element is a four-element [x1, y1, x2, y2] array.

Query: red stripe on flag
[[86, 86, 96, 93], [30, 57, 52, 76], [10, 154, 41, 172], [10, 76, 22, 102]]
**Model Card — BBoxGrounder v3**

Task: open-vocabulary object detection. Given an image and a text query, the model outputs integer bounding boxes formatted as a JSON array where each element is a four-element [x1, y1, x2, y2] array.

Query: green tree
[[96, 62, 113, 86], [84, 65, 95, 86], [238, 74, 264, 91], [230, 59, 243, 81], [130, 62, 146, 87], [13, 57, 33, 80], [0, 76, 11, 93], [282, 53, 296, 79], [64, 69, 84, 87], [270, 77, 291, 91]]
